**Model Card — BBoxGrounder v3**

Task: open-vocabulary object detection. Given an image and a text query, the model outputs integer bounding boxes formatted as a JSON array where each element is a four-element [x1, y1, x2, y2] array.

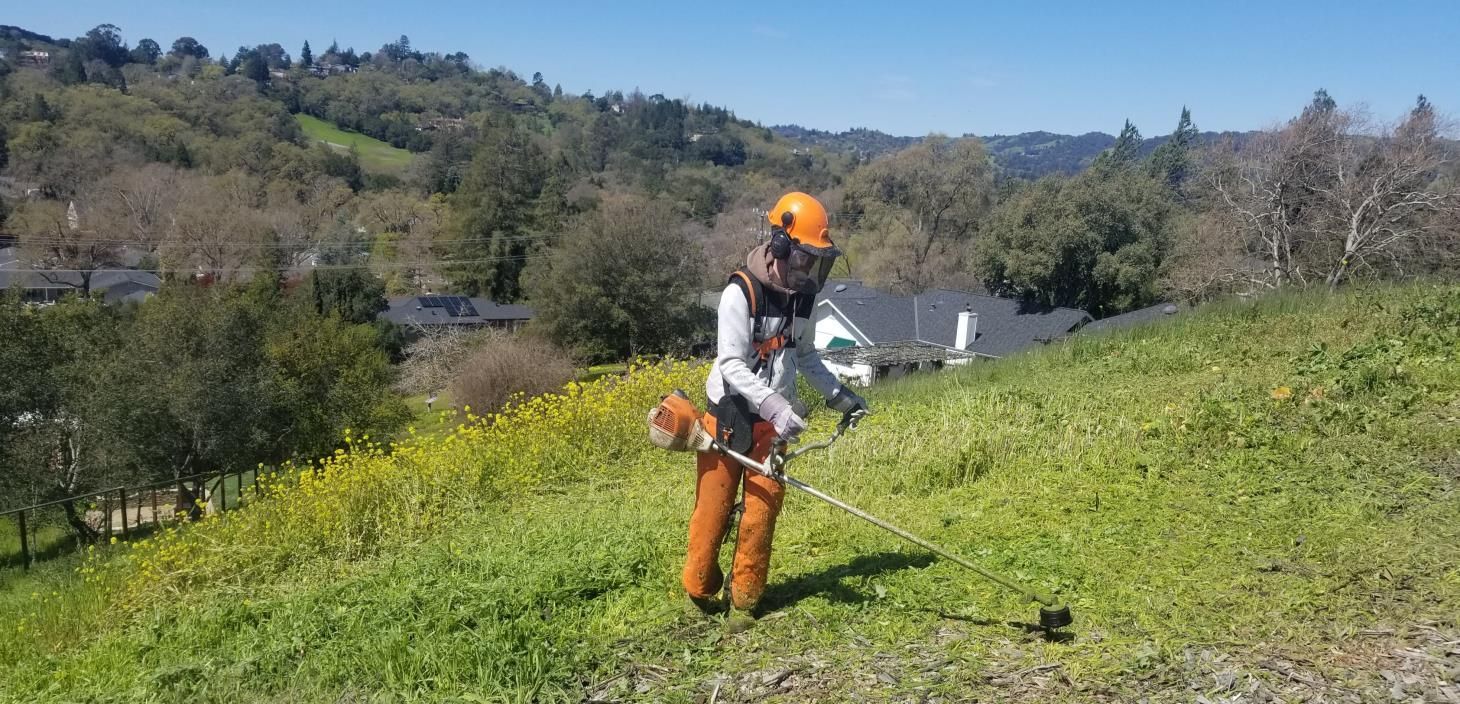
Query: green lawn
[[294, 114, 415, 173], [403, 389, 463, 439], [3, 284, 1459, 702], [0, 515, 77, 570]]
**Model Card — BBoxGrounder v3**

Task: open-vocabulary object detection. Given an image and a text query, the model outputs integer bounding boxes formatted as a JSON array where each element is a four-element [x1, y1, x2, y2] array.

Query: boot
[[687, 594, 725, 617], [724, 608, 756, 634]]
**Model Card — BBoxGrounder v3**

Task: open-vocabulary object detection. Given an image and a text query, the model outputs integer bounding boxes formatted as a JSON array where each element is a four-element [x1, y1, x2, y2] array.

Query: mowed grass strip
[[1, 285, 1458, 702], [294, 114, 414, 173]]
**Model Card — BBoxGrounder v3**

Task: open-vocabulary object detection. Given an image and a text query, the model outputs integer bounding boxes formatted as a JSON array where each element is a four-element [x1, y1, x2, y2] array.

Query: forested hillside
[[2, 23, 1457, 340], [772, 123, 1260, 178], [0, 24, 852, 306]]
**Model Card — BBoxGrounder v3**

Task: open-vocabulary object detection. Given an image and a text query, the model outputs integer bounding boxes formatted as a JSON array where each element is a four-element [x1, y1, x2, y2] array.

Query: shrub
[[449, 334, 577, 415]]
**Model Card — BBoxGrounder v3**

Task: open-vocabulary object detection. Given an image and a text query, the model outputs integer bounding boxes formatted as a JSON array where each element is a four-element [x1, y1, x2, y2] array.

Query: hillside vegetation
[[294, 113, 414, 173], [771, 123, 1259, 178], [3, 284, 1458, 702]]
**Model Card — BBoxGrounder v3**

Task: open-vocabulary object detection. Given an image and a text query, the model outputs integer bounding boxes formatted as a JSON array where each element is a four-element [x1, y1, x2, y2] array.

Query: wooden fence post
[[17, 512, 30, 570], [119, 488, 129, 540]]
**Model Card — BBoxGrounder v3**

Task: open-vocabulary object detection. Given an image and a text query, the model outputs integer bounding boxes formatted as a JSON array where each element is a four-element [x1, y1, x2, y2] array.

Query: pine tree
[[1092, 120, 1142, 172], [1147, 107, 1198, 188], [300, 40, 313, 67], [1110, 120, 1143, 164]]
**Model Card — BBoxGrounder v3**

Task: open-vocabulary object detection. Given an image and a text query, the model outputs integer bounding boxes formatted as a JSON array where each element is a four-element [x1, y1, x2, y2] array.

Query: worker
[[683, 191, 869, 632]]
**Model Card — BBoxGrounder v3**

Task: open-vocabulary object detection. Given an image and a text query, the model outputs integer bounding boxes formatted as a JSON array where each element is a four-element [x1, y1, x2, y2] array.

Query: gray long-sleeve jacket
[[704, 282, 843, 414]]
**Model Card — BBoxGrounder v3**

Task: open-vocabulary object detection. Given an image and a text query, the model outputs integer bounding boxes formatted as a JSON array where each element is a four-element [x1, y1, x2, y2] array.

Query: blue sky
[[8, 1, 1459, 136]]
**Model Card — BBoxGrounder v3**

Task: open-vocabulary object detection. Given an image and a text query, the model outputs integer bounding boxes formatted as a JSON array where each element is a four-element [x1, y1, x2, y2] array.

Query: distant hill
[[0, 25, 65, 47], [767, 125, 922, 158], [770, 125, 1257, 179]]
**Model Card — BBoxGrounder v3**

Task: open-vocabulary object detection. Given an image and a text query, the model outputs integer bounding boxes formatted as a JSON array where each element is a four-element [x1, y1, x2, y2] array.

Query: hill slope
[[3, 285, 1459, 702], [771, 124, 1258, 178]]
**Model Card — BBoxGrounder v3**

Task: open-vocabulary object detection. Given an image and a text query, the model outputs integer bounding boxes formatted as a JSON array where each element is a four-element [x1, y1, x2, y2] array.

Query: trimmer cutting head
[[1039, 604, 1073, 630]]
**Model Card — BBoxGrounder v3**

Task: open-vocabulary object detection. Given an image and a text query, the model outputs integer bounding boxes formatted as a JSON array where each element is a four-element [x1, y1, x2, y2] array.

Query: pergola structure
[[819, 340, 980, 367]]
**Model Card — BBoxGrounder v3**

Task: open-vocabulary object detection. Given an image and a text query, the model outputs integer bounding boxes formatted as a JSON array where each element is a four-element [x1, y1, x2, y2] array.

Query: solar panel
[[435, 296, 478, 317], [419, 296, 445, 308]]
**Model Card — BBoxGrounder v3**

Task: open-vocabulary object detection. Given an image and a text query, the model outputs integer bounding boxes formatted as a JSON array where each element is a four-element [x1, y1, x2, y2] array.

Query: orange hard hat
[[768, 192, 838, 255]]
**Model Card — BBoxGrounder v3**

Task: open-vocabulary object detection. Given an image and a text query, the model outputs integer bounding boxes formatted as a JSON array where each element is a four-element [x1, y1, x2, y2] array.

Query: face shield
[[786, 243, 838, 295]]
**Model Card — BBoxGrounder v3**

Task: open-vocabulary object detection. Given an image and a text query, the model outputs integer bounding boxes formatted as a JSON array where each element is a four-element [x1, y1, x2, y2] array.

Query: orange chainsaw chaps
[[682, 412, 784, 611]]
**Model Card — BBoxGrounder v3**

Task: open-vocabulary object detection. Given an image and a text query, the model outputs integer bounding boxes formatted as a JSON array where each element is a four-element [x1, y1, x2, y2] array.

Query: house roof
[[1081, 302, 1182, 334], [818, 280, 1092, 358], [383, 295, 534, 327], [0, 267, 161, 304]]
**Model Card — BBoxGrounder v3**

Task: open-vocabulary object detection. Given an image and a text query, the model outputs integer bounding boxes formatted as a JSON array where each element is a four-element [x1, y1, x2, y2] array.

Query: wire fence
[[0, 468, 258, 570]]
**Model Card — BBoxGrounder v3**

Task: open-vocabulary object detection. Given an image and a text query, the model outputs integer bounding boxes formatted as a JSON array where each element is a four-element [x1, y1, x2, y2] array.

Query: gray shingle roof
[[819, 280, 1092, 358], [0, 267, 161, 304], [383, 296, 534, 327], [1082, 302, 1182, 334]]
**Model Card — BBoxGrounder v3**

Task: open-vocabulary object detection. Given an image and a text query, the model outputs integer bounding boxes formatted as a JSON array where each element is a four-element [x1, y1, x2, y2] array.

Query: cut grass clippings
[[2, 284, 1458, 702]]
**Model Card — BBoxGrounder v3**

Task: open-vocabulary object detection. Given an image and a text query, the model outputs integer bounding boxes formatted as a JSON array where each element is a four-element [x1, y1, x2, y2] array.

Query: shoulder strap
[[728, 269, 759, 317]]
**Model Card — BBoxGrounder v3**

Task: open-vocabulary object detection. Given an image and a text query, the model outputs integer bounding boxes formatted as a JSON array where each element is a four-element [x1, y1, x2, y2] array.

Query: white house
[[811, 281, 1093, 386]]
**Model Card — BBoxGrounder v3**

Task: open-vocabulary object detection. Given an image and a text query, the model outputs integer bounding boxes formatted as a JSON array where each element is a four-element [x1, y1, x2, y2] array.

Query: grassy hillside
[[295, 113, 416, 173], [3, 285, 1459, 702]]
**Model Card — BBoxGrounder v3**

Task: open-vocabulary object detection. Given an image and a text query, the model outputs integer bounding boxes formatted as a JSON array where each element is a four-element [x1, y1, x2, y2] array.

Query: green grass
[[0, 517, 78, 569], [403, 390, 463, 439], [294, 114, 415, 173], [3, 284, 1459, 702]]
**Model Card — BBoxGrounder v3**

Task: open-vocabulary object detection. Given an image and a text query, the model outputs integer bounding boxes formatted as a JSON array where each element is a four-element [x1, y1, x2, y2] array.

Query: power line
[[8, 232, 567, 250], [8, 253, 558, 276]]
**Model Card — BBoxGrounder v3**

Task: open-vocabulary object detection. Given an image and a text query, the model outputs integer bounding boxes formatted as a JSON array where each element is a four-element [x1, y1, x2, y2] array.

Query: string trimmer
[[648, 390, 1073, 631]]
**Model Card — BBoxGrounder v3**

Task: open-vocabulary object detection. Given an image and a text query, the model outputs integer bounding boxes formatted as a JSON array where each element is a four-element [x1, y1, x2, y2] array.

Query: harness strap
[[728, 268, 795, 373]]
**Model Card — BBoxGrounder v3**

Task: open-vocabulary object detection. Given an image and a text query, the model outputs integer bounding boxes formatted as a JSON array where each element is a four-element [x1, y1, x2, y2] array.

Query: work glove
[[827, 386, 869, 417], [758, 393, 807, 442]]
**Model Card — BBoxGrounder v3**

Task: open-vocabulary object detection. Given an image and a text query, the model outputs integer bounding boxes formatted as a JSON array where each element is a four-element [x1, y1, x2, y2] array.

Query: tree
[[309, 269, 388, 324], [0, 298, 129, 541], [131, 38, 162, 65], [1315, 96, 1460, 288], [842, 134, 994, 293], [1093, 119, 1143, 171], [88, 164, 184, 255], [446, 114, 549, 299], [255, 43, 290, 70], [52, 49, 87, 85], [118, 286, 275, 483], [977, 168, 1174, 317], [12, 199, 126, 297], [169, 36, 209, 60], [79, 24, 129, 68], [1203, 91, 1345, 290], [165, 171, 272, 281], [0, 299, 57, 510], [299, 40, 313, 67], [239, 47, 269, 86], [524, 195, 709, 361], [357, 189, 444, 292], [1197, 90, 1460, 290], [1148, 107, 1199, 188], [261, 303, 409, 460]]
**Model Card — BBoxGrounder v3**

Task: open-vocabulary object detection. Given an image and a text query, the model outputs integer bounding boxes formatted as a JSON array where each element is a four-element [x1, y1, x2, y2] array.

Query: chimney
[[955, 307, 978, 350]]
